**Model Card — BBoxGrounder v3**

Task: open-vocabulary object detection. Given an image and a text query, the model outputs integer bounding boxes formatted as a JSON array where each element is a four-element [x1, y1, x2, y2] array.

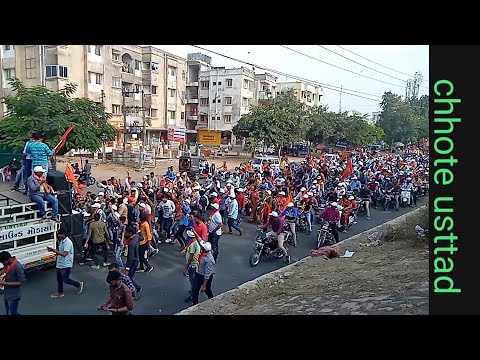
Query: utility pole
[[100, 90, 106, 163], [339, 85, 343, 113], [122, 90, 127, 151]]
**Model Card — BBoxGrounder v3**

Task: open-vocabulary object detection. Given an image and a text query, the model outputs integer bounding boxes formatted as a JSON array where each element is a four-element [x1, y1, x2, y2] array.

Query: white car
[[252, 156, 280, 171]]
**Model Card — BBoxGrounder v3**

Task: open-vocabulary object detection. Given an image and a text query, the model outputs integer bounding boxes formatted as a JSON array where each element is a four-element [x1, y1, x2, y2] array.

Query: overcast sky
[[152, 45, 429, 115]]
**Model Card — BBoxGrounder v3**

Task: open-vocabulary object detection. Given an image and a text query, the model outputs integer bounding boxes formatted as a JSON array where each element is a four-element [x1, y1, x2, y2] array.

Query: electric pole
[[139, 90, 146, 169], [339, 85, 343, 113], [100, 90, 106, 163], [122, 90, 127, 151]]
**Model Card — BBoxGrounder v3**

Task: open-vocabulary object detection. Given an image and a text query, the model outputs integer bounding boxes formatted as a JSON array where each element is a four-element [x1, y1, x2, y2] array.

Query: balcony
[[258, 91, 274, 101], [187, 81, 199, 87], [187, 115, 198, 121], [195, 122, 208, 130], [186, 95, 199, 104]]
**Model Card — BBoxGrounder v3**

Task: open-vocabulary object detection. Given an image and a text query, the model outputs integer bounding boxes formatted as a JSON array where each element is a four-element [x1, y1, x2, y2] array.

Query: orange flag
[[340, 149, 348, 161], [64, 163, 79, 189], [340, 158, 353, 181]]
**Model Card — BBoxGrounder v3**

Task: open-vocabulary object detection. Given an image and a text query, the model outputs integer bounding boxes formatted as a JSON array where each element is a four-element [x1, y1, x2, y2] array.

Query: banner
[[0, 221, 55, 244], [167, 126, 186, 143], [197, 130, 221, 146]]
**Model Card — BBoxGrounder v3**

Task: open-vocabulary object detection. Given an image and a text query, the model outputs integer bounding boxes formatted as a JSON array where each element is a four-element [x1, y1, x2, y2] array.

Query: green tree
[[0, 78, 115, 152], [233, 89, 310, 156], [343, 115, 384, 146], [377, 91, 418, 145]]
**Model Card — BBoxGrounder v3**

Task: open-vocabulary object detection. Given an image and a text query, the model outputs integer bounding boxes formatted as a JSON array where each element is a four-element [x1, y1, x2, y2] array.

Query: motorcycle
[[400, 189, 411, 208], [297, 210, 308, 232], [316, 219, 336, 249], [383, 190, 398, 211], [249, 224, 293, 267], [75, 172, 96, 186]]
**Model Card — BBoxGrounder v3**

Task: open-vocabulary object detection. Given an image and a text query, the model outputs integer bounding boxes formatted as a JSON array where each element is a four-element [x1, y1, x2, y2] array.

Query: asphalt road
[[9, 196, 427, 315]]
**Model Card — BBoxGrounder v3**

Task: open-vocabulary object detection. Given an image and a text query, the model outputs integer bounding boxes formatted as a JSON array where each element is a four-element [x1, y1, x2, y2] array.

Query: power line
[[190, 45, 382, 103], [280, 45, 409, 90], [336, 45, 429, 83]]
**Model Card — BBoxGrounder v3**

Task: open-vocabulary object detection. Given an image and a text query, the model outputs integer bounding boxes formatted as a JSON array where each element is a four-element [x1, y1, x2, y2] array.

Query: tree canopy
[[0, 78, 116, 152]]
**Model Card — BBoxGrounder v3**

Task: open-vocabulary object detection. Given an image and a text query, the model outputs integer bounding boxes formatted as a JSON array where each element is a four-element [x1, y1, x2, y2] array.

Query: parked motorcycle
[[249, 224, 293, 267]]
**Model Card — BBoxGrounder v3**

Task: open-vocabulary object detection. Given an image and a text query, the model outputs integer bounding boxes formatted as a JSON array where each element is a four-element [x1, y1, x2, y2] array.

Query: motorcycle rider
[[358, 183, 372, 220], [258, 211, 290, 263], [318, 202, 340, 243], [339, 194, 354, 232], [349, 176, 361, 194], [401, 177, 416, 206], [279, 202, 299, 247], [367, 176, 380, 209], [325, 187, 338, 202]]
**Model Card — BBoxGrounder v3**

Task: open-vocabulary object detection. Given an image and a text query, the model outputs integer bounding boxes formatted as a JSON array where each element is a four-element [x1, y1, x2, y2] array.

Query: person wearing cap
[[25, 131, 54, 178], [349, 176, 361, 194], [98, 270, 134, 315], [339, 195, 355, 232], [219, 189, 229, 225], [299, 193, 314, 235], [159, 193, 176, 242], [235, 188, 246, 226], [358, 183, 372, 220], [275, 191, 287, 214], [26, 165, 60, 221], [225, 182, 235, 198], [278, 202, 299, 247], [182, 230, 201, 302], [294, 186, 307, 202], [209, 191, 220, 205], [207, 203, 223, 261], [226, 193, 242, 236], [175, 198, 194, 249], [191, 240, 215, 305], [258, 211, 290, 263]]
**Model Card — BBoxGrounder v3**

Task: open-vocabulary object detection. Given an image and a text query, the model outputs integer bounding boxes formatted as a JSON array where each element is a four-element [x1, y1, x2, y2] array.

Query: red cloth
[[236, 193, 246, 208], [194, 222, 208, 242], [340, 159, 353, 181], [310, 245, 340, 258]]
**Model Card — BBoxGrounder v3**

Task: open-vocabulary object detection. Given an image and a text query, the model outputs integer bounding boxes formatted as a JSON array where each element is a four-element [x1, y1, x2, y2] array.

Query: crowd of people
[[1, 136, 429, 315]]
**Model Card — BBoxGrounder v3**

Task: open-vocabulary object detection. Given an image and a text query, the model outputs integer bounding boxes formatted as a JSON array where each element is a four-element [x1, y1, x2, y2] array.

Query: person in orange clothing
[[248, 186, 259, 223], [235, 188, 246, 226], [138, 213, 154, 273], [339, 195, 356, 233], [261, 191, 273, 225], [276, 191, 287, 214]]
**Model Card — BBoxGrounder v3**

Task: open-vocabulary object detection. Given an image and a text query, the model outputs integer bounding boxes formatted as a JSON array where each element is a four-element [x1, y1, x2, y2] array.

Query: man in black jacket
[[123, 226, 142, 295]]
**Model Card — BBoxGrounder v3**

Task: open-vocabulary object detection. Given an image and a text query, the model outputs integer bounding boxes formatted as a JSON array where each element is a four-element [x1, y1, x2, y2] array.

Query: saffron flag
[[340, 158, 353, 181], [64, 163, 78, 189], [340, 149, 348, 161], [54, 125, 75, 154]]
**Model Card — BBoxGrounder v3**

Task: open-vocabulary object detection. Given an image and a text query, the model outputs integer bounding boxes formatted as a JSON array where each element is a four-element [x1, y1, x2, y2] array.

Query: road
[[9, 195, 427, 315]]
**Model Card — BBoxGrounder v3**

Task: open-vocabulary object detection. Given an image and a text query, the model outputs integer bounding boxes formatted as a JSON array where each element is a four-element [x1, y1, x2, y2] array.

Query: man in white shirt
[[159, 194, 176, 240], [48, 228, 84, 298], [207, 203, 223, 261]]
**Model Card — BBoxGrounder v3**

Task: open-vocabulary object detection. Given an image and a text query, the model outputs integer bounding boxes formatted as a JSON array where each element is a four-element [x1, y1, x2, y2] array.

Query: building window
[[168, 67, 176, 76], [182, 70, 186, 80], [151, 108, 158, 118], [168, 88, 175, 97], [212, 99, 216, 104], [152, 86, 158, 95], [4, 45, 12, 51], [151, 62, 159, 71], [112, 76, 122, 89], [217, 98, 221, 104], [4, 68, 15, 80], [226, 78, 233, 87], [249, 81, 254, 91], [201, 81, 209, 89], [135, 60, 140, 70], [95, 73, 103, 85], [200, 115, 208, 122], [217, 116, 220, 121], [224, 115, 232, 123], [218, 81, 222, 86], [242, 97, 248, 107], [95, 45, 101, 56], [112, 104, 121, 114], [200, 98, 209, 106], [135, 84, 141, 93], [212, 81, 216, 86], [211, 117, 215, 121], [181, 112, 185, 120], [225, 97, 232, 105], [243, 79, 249, 89], [143, 85, 151, 93], [112, 51, 120, 61], [46, 65, 68, 78]]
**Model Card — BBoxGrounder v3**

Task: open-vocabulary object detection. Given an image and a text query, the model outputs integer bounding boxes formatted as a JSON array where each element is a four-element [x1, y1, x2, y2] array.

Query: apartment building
[[197, 66, 255, 145], [253, 73, 277, 105], [371, 111, 381, 123], [185, 52, 212, 144], [0, 45, 187, 147], [276, 81, 323, 107]]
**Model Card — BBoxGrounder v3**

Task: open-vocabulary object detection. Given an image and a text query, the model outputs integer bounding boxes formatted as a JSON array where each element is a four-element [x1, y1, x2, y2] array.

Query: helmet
[[269, 211, 278, 217]]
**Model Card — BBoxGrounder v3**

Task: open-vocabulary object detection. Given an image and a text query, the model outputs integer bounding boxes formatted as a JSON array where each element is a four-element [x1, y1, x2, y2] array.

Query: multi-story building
[[185, 52, 212, 144], [197, 66, 255, 145], [371, 111, 381, 123], [276, 81, 323, 107], [253, 73, 277, 105], [0, 45, 187, 147]]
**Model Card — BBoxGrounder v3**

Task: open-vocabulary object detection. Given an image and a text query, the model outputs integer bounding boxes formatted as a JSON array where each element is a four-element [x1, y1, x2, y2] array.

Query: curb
[[176, 205, 427, 315]]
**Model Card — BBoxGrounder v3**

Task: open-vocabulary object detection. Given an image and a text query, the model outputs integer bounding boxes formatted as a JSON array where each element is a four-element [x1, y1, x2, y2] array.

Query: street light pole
[[139, 90, 145, 168], [101, 90, 106, 163], [122, 90, 127, 151]]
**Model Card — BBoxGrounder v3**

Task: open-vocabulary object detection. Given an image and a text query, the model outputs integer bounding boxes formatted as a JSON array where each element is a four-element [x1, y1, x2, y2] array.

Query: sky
[[151, 45, 429, 115]]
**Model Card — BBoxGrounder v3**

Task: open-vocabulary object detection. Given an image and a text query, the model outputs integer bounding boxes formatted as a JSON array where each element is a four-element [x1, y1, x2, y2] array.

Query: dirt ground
[[181, 209, 429, 315]]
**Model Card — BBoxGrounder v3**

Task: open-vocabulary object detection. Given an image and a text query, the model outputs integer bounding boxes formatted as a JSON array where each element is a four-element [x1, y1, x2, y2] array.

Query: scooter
[[400, 189, 411, 208]]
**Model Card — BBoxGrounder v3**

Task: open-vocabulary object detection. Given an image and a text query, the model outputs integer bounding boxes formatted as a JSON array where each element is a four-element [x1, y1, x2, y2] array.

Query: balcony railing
[[121, 63, 134, 74]]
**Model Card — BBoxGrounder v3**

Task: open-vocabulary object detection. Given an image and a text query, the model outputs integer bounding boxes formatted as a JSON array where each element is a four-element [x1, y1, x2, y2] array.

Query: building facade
[[197, 66, 255, 145], [371, 111, 381, 123], [276, 81, 323, 107], [0, 45, 187, 148], [253, 73, 277, 105], [185, 52, 212, 145]]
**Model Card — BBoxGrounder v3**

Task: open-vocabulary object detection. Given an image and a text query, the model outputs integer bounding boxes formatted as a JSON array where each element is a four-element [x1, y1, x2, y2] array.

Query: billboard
[[167, 126, 186, 143], [197, 130, 221, 146]]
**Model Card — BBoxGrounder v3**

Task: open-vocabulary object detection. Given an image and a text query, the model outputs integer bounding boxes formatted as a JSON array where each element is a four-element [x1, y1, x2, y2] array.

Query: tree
[[0, 78, 115, 152], [343, 115, 385, 146], [233, 89, 310, 156], [377, 91, 418, 145]]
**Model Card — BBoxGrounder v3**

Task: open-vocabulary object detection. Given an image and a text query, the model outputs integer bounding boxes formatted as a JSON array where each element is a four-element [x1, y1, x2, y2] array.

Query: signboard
[[168, 126, 186, 143], [198, 130, 221, 146], [0, 221, 55, 244]]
